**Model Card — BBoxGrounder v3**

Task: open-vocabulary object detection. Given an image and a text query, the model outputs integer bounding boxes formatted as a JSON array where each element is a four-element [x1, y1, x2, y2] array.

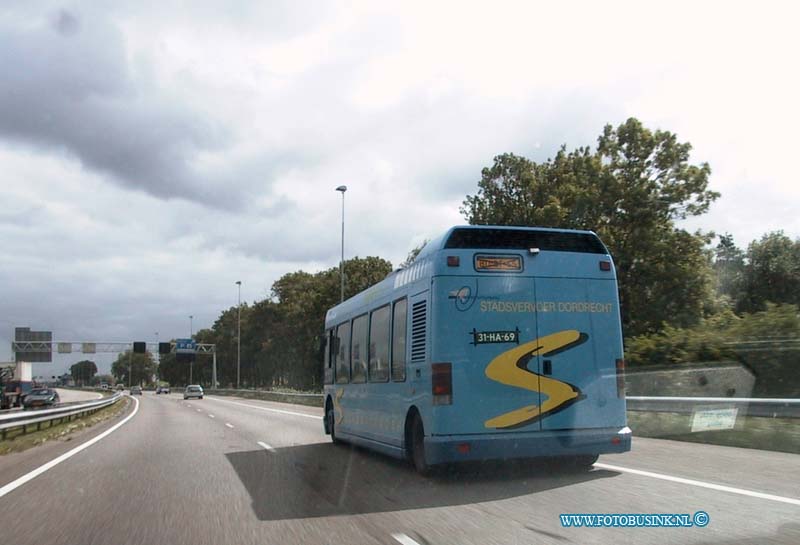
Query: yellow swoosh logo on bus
[[484, 330, 585, 429], [333, 388, 345, 425]]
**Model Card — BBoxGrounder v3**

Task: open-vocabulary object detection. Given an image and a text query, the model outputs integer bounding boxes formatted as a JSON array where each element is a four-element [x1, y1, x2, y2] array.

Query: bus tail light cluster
[[616, 358, 625, 398], [432, 362, 452, 405]]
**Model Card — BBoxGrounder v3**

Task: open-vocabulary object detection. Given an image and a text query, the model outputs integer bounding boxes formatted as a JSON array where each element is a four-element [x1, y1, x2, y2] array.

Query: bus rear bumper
[[425, 426, 632, 465]]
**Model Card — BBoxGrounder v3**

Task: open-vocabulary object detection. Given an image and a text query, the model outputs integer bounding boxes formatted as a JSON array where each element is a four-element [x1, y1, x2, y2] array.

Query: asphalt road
[[0, 391, 798, 545]]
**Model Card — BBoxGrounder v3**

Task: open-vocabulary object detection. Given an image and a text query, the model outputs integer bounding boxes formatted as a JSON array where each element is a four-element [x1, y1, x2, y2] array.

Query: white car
[[183, 385, 203, 399]]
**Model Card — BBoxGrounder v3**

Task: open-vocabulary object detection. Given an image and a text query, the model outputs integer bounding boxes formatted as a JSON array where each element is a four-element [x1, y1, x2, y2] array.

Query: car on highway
[[183, 385, 203, 399], [22, 388, 60, 409], [130, 386, 143, 395], [156, 385, 171, 394], [115, 384, 124, 391]]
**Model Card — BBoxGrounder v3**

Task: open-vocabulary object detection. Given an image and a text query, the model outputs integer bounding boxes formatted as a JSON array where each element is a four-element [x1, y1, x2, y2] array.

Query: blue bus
[[322, 225, 631, 473]]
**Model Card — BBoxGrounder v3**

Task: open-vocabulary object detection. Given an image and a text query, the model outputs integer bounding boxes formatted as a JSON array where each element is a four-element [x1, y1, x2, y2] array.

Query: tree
[[461, 118, 719, 336], [193, 256, 393, 392], [267, 256, 393, 390], [738, 231, 800, 313], [399, 240, 429, 269], [92, 374, 115, 386], [111, 350, 156, 386], [70, 360, 97, 386], [713, 233, 745, 306]]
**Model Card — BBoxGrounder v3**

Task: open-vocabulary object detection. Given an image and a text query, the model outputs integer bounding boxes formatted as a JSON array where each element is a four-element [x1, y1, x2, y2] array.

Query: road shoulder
[[0, 396, 135, 488]]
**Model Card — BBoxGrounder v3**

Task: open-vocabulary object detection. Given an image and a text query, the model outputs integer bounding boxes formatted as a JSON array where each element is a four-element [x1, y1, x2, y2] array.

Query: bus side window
[[351, 314, 368, 383], [323, 329, 334, 385], [391, 298, 408, 382], [335, 322, 350, 384], [369, 305, 390, 382]]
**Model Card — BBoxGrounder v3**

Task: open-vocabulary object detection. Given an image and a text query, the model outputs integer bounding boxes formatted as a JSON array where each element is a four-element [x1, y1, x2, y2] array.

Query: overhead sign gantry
[[10, 330, 219, 387]]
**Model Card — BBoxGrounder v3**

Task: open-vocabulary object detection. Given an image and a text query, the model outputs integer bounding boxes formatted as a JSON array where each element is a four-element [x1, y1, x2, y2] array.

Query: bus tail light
[[447, 256, 460, 267], [600, 260, 612, 271], [432, 362, 452, 405], [616, 358, 625, 398]]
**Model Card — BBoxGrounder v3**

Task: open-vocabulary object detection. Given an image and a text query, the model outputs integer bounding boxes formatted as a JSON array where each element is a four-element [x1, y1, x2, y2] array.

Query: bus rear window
[[444, 228, 607, 254]]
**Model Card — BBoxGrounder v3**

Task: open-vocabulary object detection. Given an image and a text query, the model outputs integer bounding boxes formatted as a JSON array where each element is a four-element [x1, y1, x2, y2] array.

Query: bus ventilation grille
[[411, 300, 427, 363]]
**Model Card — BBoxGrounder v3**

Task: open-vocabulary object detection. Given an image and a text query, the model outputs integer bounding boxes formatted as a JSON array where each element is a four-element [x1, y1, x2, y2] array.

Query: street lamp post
[[236, 280, 242, 389], [189, 315, 193, 384], [335, 185, 347, 303], [155, 331, 159, 384]]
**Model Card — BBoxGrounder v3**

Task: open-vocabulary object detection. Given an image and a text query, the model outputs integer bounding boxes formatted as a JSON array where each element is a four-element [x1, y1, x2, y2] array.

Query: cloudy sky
[[2, 1, 798, 374]]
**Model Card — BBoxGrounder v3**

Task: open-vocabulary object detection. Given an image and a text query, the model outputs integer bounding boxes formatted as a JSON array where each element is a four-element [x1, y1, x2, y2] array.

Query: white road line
[[595, 462, 800, 507], [196, 409, 202, 412], [0, 396, 139, 499], [205, 396, 321, 420], [392, 533, 422, 545], [225, 423, 234, 429], [208, 414, 215, 419], [257, 441, 276, 453]]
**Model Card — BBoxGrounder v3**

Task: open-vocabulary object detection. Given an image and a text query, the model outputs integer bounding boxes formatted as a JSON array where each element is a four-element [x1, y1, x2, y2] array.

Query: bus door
[[432, 274, 543, 435], [534, 276, 626, 431]]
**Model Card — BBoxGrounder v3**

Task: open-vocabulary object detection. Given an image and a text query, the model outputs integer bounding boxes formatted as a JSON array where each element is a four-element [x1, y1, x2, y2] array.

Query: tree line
[[113, 118, 799, 393]]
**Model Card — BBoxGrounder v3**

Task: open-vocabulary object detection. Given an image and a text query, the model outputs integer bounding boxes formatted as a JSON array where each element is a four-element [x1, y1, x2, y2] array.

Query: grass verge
[[0, 397, 131, 455], [628, 410, 800, 454]]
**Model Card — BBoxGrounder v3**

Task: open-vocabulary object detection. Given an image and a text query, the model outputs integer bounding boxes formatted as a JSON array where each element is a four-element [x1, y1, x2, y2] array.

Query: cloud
[[0, 8, 236, 207]]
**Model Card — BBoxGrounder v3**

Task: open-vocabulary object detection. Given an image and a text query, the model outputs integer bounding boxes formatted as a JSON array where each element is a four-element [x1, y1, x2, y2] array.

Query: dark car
[[22, 388, 60, 409], [130, 386, 143, 395]]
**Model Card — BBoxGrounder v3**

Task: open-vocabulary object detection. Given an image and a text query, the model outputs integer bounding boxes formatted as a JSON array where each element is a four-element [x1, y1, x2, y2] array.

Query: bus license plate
[[472, 330, 519, 345]]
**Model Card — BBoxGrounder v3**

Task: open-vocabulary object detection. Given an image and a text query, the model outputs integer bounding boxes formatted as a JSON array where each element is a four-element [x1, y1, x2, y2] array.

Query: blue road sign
[[175, 338, 197, 354]]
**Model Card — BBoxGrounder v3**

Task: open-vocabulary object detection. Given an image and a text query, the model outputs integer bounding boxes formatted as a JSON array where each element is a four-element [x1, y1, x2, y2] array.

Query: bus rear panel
[[425, 227, 631, 464]]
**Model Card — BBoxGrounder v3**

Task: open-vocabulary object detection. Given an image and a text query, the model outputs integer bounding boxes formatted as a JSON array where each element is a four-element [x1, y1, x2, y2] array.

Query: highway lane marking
[[0, 396, 140, 499], [196, 409, 203, 412], [225, 423, 234, 428], [208, 414, 215, 419], [392, 533, 422, 545], [257, 441, 277, 453], [205, 396, 321, 420], [595, 462, 800, 507]]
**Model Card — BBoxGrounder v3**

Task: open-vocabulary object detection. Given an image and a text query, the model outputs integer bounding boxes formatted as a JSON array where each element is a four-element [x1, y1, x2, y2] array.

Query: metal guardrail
[[205, 388, 323, 408], [210, 388, 323, 399], [0, 392, 124, 438], [627, 396, 800, 418]]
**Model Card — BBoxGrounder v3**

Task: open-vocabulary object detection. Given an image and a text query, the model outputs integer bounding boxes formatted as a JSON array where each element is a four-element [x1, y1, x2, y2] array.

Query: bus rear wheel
[[410, 414, 431, 475], [326, 403, 341, 445], [569, 454, 599, 467]]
